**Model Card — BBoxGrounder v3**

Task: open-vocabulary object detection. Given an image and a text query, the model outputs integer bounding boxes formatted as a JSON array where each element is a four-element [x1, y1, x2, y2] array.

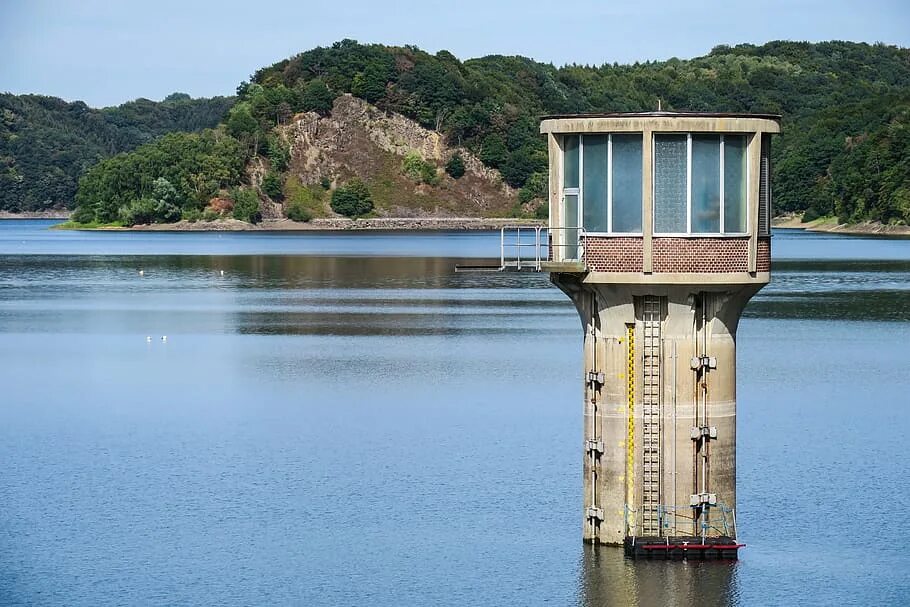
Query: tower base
[[623, 536, 743, 560]]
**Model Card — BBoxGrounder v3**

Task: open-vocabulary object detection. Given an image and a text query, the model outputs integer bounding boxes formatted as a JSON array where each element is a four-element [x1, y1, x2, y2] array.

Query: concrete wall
[[554, 277, 761, 544]]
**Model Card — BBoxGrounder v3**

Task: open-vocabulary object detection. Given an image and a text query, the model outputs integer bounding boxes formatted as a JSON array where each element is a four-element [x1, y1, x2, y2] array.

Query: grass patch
[[285, 175, 328, 220], [53, 220, 125, 230]]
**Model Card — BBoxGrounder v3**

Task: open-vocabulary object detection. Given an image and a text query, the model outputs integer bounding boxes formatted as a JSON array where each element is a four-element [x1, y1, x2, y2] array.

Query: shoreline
[[771, 214, 910, 236], [52, 217, 546, 232]]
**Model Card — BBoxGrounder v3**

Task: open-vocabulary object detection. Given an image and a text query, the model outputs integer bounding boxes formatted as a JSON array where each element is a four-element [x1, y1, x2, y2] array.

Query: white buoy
[[146, 336, 152, 343], [161, 335, 167, 342], [220, 270, 224, 276], [138, 269, 144, 276]]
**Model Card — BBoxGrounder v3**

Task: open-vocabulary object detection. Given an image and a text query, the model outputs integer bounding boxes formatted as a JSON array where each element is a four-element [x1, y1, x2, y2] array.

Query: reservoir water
[[1, 220, 908, 606]]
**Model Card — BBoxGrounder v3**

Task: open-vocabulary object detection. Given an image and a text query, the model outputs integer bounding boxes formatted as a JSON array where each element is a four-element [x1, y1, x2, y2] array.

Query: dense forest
[[0, 93, 234, 211], [11, 40, 910, 225]]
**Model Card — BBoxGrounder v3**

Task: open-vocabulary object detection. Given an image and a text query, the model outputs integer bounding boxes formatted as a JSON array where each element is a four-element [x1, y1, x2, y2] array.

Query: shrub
[[518, 171, 548, 203], [119, 198, 157, 226], [261, 171, 284, 200], [182, 208, 202, 223], [286, 199, 313, 222], [330, 178, 373, 217], [202, 208, 220, 222], [320, 176, 332, 190], [402, 151, 439, 185], [445, 153, 466, 179], [534, 202, 549, 220], [71, 204, 95, 224], [230, 188, 262, 224], [801, 208, 821, 223]]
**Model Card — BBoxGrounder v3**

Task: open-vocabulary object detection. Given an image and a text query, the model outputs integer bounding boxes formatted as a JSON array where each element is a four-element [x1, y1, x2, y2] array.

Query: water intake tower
[[480, 112, 780, 559]]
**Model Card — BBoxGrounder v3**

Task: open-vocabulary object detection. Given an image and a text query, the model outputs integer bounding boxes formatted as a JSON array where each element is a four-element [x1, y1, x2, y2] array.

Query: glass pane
[[724, 135, 747, 233], [564, 135, 579, 189], [563, 194, 579, 259], [582, 135, 608, 232], [654, 135, 688, 233], [692, 135, 721, 233], [611, 134, 642, 233]]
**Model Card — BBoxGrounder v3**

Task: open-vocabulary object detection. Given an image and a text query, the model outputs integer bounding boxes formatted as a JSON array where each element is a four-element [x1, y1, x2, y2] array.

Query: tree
[[261, 171, 284, 200], [300, 80, 335, 115], [231, 188, 262, 223], [330, 178, 373, 217], [445, 153, 466, 178]]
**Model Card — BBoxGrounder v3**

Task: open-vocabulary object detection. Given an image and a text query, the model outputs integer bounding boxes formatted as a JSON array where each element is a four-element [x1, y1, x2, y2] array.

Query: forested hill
[[19, 39, 910, 226], [0, 93, 234, 211], [246, 39, 909, 224]]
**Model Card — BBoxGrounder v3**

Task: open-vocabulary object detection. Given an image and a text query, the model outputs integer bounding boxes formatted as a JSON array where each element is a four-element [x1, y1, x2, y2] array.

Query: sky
[[1, 0, 908, 108]]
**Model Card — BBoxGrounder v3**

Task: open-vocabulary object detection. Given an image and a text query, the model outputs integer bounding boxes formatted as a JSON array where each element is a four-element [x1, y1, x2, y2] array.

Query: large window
[[563, 134, 642, 233], [654, 134, 748, 234]]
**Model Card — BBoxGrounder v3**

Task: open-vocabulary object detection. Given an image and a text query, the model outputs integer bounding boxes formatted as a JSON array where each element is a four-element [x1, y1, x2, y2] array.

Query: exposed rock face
[[278, 95, 518, 217]]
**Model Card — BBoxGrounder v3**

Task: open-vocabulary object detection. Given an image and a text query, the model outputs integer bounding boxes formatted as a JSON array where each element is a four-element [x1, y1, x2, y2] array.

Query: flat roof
[[540, 111, 782, 121]]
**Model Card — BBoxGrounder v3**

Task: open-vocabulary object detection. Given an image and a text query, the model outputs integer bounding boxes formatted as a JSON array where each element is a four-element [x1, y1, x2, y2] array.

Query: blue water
[[1, 220, 908, 606]]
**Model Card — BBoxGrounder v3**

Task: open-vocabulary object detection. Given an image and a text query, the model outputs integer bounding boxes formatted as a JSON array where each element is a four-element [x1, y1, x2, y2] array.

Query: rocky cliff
[[272, 95, 519, 218]]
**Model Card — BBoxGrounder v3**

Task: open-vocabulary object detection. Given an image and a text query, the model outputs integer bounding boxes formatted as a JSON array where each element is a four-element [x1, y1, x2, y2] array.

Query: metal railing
[[500, 226, 586, 271], [626, 503, 737, 542]]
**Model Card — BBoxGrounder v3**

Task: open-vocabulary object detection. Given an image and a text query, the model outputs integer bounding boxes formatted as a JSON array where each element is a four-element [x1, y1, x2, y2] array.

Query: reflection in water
[[579, 546, 737, 607]]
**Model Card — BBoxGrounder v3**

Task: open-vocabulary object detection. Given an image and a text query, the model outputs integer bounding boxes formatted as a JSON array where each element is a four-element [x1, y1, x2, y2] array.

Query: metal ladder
[[641, 296, 662, 536]]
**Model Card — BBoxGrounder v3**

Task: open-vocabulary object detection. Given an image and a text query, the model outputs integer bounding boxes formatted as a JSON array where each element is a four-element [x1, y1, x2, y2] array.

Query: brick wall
[[652, 237, 750, 272], [584, 237, 644, 272], [582, 236, 763, 273], [757, 237, 771, 272]]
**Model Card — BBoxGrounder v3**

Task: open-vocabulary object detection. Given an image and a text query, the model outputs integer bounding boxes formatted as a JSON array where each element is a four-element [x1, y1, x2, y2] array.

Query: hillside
[[0, 93, 234, 212], [45, 40, 910, 226]]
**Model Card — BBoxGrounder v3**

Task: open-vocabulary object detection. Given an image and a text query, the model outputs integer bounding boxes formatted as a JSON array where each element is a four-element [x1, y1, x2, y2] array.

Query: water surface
[[1, 221, 908, 606]]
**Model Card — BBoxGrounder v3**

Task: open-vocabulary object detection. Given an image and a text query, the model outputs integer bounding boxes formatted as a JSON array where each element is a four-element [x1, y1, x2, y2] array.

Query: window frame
[[652, 132, 750, 237], [562, 133, 644, 236]]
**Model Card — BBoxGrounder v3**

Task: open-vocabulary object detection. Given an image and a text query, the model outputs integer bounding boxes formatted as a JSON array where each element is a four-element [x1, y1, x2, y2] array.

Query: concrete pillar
[[554, 277, 760, 545]]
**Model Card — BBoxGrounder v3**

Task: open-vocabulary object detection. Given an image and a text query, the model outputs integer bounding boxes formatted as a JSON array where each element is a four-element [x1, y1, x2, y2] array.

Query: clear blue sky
[[2, 0, 908, 108]]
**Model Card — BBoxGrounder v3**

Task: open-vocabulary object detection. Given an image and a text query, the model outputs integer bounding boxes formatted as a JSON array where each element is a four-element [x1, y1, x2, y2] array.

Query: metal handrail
[[625, 503, 737, 541], [500, 226, 586, 271]]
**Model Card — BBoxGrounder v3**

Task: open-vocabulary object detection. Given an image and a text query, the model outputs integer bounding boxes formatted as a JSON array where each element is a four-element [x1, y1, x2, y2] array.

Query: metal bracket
[[586, 371, 605, 387], [585, 438, 604, 455], [690, 493, 718, 507], [586, 506, 604, 521], [689, 356, 717, 370], [690, 426, 718, 440]]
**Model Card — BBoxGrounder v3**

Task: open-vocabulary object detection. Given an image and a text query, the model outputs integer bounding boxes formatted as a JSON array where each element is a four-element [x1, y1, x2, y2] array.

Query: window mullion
[[607, 134, 613, 233], [578, 135, 584, 229], [718, 135, 727, 234], [686, 133, 692, 234]]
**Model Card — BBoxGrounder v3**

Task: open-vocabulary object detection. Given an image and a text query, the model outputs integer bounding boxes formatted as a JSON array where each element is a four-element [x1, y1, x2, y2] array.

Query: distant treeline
[[0, 93, 234, 211], [8, 40, 910, 225]]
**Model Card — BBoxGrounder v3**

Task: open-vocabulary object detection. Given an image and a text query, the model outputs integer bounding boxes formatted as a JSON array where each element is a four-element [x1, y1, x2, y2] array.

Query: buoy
[[138, 270, 144, 276], [220, 270, 224, 276], [146, 336, 151, 342], [161, 335, 167, 342]]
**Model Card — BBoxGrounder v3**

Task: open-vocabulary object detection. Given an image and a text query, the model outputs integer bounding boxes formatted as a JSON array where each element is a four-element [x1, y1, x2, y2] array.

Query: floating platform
[[624, 536, 743, 560]]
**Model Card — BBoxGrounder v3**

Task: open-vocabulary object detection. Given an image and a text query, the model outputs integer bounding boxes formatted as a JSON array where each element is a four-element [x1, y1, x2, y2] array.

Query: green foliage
[[285, 174, 326, 221], [320, 176, 331, 189], [247, 39, 910, 223], [182, 207, 202, 222], [72, 130, 244, 223], [401, 151, 439, 185], [534, 202, 549, 220], [8, 39, 910, 224], [266, 136, 290, 171], [230, 188, 262, 223], [0, 93, 234, 212], [330, 178, 373, 217], [518, 171, 548, 203], [261, 171, 284, 200], [286, 199, 313, 222], [445, 153, 465, 178], [299, 80, 335, 115]]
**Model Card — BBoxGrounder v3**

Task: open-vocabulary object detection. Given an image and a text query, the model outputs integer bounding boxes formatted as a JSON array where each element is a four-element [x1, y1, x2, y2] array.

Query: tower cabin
[[516, 112, 780, 558]]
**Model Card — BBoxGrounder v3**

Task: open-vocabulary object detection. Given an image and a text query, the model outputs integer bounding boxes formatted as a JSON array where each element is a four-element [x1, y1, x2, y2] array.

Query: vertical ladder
[[641, 296, 662, 536]]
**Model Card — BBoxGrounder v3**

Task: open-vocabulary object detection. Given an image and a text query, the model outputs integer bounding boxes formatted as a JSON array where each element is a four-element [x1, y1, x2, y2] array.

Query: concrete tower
[[537, 113, 780, 558]]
